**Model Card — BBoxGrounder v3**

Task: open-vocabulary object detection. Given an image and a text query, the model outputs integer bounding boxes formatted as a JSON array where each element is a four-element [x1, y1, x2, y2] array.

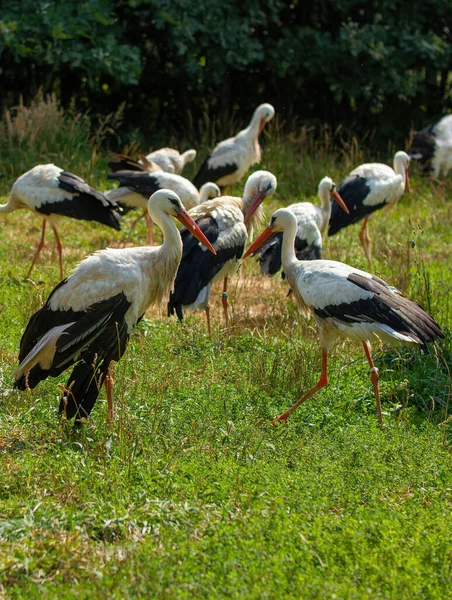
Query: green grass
[[0, 129, 452, 599]]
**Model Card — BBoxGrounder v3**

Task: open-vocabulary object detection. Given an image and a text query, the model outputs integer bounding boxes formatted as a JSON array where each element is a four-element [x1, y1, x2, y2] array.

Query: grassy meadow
[[0, 104, 452, 598]]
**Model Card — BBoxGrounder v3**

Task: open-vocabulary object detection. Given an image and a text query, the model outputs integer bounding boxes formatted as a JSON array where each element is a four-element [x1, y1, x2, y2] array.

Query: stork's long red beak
[[176, 211, 217, 254], [259, 118, 267, 134], [405, 169, 410, 194], [242, 226, 275, 260], [331, 189, 350, 214], [244, 191, 266, 224]]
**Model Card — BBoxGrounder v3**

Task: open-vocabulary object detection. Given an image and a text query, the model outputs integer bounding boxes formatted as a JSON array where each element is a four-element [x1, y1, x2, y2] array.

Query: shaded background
[[1, 0, 451, 149]]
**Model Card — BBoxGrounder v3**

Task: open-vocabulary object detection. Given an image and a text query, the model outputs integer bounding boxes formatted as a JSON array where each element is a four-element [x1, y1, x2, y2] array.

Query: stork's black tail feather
[[59, 354, 110, 420]]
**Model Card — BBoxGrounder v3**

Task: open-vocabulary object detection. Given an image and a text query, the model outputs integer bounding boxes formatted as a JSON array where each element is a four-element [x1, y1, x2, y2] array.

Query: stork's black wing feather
[[107, 170, 160, 198], [14, 291, 131, 396], [192, 156, 238, 188], [36, 172, 122, 230], [314, 273, 444, 350], [409, 129, 436, 172], [328, 175, 377, 235], [168, 217, 244, 320], [108, 154, 145, 173]]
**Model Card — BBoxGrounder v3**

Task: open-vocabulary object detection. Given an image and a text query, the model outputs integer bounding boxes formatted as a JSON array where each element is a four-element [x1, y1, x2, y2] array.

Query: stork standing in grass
[[106, 170, 220, 243], [0, 164, 122, 279], [244, 209, 444, 425], [108, 147, 197, 175], [256, 176, 349, 276], [192, 103, 275, 192], [14, 190, 216, 422], [328, 151, 410, 267], [168, 170, 277, 335]]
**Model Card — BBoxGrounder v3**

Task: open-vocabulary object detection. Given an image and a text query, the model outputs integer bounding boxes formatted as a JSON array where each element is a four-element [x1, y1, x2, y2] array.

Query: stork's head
[[393, 151, 411, 193], [199, 182, 221, 203], [147, 189, 216, 254], [251, 103, 275, 134], [318, 176, 349, 214], [182, 149, 197, 164], [242, 209, 297, 260], [243, 170, 277, 225]]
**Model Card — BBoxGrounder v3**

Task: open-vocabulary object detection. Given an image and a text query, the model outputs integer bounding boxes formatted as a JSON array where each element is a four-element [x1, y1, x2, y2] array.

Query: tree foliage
[[1, 0, 451, 146]]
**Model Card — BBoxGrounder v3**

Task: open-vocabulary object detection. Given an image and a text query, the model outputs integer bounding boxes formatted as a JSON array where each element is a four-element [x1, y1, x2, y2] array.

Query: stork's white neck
[[318, 187, 332, 219], [280, 219, 299, 271], [393, 156, 407, 181], [0, 197, 16, 213], [151, 210, 183, 261]]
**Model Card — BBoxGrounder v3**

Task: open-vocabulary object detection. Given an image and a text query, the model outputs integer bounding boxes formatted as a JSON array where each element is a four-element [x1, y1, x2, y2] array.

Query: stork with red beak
[[244, 208, 443, 425], [14, 190, 216, 422], [328, 151, 411, 266]]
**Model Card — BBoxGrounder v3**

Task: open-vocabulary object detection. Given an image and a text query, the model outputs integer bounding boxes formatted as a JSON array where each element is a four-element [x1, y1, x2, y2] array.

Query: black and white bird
[[409, 114, 452, 183], [244, 208, 444, 425], [192, 103, 275, 192], [14, 190, 216, 422], [328, 151, 410, 267], [0, 164, 122, 279], [145, 147, 197, 175], [106, 170, 220, 243], [256, 176, 349, 276], [168, 170, 277, 335], [108, 147, 197, 176]]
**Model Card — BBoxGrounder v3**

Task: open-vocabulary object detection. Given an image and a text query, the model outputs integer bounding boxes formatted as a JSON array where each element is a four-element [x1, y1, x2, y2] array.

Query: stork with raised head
[[14, 190, 216, 422], [244, 209, 444, 425], [168, 170, 277, 335], [328, 151, 410, 267], [256, 177, 349, 276], [192, 103, 275, 192], [106, 170, 219, 243], [409, 114, 452, 184], [0, 164, 122, 279]]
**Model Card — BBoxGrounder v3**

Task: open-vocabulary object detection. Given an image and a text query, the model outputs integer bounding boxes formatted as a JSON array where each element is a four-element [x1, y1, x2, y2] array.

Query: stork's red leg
[[205, 304, 212, 338], [50, 224, 64, 280], [27, 219, 47, 277], [273, 349, 329, 424], [104, 369, 114, 421], [145, 211, 155, 245], [358, 217, 372, 267], [130, 209, 147, 233], [222, 277, 229, 328], [362, 341, 383, 425]]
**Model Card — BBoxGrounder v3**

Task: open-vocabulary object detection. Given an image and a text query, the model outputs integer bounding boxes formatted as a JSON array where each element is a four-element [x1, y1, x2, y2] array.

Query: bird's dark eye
[[270, 216, 276, 226], [169, 198, 179, 207]]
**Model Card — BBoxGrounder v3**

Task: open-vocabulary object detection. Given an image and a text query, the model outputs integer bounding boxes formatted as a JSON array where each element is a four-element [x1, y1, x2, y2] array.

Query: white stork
[[257, 176, 349, 275], [244, 209, 444, 425], [192, 103, 275, 192], [328, 151, 410, 267], [0, 164, 122, 279], [145, 147, 197, 175], [14, 190, 216, 422], [107, 147, 197, 176], [409, 114, 452, 184], [106, 170, 220, 244], [168, 170, 277, 335]]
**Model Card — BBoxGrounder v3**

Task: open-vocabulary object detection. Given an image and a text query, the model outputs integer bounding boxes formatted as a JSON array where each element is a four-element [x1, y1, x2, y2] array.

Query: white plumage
[[328, 151, 410, 266], [144, 147, 197, 175], [257, 176, 349, 275], [410, 114, 452, 181], [168, 170, 277, 334], [0, 164, 122, 278], [14, 190, 216, 421], [193, 103, 275, 191], [244, 208, 444, 425]]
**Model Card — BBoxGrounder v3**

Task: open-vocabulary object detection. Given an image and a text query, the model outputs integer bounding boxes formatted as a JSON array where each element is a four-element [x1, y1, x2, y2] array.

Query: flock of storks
[[1, 103, 448, 425]]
